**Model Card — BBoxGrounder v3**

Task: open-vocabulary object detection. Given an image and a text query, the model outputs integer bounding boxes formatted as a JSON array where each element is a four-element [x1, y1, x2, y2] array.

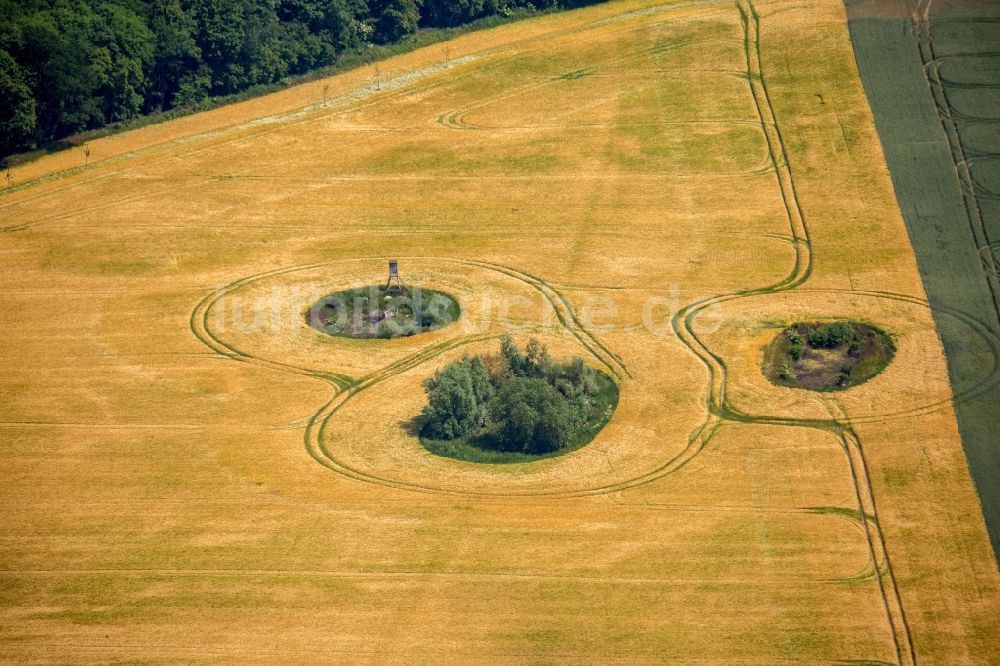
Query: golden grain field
[[1, 0, 998, 663]]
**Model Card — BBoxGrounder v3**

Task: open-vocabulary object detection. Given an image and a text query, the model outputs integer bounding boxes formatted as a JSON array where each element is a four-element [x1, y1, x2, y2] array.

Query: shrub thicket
[[421, 335, 607, 455], [787, 330, 804, 361], [807, 322, 860, 349]]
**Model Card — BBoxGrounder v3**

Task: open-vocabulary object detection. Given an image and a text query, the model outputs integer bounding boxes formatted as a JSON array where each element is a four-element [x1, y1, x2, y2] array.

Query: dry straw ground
[[1, 0, 998, 663]]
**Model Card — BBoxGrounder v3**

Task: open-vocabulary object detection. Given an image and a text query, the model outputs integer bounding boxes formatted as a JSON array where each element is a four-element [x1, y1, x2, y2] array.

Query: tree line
[[0, 0, 603, 158]]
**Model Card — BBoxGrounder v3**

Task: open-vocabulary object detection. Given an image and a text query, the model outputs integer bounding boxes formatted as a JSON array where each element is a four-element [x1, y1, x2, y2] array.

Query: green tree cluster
[[421, 356, 493, 439], [0, 0, 604, 158], [806, 322, 861, 349], [421, 335, 607, 455]]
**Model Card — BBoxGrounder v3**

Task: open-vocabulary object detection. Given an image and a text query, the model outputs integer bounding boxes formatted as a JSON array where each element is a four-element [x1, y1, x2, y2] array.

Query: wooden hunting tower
[[386, 260, 407, 294]]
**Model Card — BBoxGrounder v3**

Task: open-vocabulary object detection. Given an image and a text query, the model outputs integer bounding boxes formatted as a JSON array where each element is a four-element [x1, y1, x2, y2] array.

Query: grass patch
[[306, 284, 460, 339]]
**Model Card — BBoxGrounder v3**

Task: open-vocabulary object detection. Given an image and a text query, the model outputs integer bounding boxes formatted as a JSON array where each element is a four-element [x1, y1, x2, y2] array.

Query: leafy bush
[[787, 330, 804, 360], [420, 310, 442, 328], [421, 356, 494, 439], [489, 377, 577, 453], [807, 322, 860, 349]]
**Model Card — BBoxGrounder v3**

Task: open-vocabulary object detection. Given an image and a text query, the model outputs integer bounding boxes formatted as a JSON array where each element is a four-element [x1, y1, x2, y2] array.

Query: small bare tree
[[84, 143, 91, 168]]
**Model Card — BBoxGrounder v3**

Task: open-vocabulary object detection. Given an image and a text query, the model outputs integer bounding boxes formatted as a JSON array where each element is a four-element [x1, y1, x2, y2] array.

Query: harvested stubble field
[[1, 0, 998, 663]]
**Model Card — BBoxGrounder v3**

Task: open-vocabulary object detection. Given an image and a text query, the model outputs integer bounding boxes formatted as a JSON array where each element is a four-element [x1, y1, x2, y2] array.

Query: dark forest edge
[[0, 0, 608, 164]]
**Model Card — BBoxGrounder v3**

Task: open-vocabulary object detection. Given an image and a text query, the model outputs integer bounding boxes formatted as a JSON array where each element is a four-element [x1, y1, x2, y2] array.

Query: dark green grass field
[[846, 0, 1000, 558]]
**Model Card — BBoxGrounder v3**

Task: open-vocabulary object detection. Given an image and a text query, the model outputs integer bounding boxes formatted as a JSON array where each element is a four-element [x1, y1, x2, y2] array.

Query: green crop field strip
[[1, 0, 998, 663], [847, 0, 1000, 556]]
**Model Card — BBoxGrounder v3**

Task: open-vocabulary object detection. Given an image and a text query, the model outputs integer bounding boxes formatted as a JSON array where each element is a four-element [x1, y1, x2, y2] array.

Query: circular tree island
[[763, 321, 896, 391], [307, 285, 460, 339], [419, 336, 619, 464]]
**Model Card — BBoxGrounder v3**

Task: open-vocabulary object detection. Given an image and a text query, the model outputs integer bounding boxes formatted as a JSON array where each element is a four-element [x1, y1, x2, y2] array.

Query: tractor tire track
[[1, 177, 218, 233], [184, 6, 918, 660], [192, 256, 634, 498], [2, 0, 717, 201], [190, 261, 355, 391], [848, 0, 1000, 559], [653, 3, 916, 662], [910, 0, 1000, 329]]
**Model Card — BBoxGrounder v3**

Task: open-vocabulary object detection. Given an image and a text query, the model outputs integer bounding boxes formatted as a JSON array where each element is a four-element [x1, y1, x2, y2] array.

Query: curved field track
[[1, 0, 998, 663]]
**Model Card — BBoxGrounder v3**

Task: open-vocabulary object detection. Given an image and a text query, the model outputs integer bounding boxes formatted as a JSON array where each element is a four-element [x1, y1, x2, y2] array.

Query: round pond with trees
[[762, 321, 896, 391], [306, 285, 460, 339], [419, 336, 619, 464]]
